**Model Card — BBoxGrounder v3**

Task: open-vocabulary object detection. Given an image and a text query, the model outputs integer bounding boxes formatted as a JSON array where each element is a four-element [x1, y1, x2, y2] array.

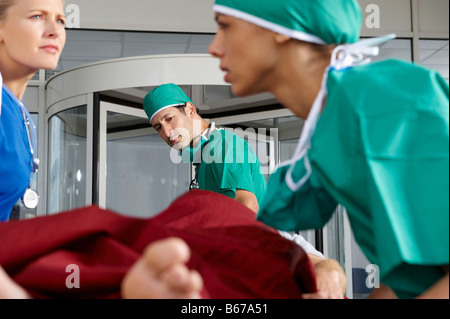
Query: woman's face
[[209, 14, 281, 97], [0, 0, 66, 72]]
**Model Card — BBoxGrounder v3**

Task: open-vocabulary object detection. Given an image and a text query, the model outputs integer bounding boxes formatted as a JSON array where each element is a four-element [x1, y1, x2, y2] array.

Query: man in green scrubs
[[143, 83, 267, 213]]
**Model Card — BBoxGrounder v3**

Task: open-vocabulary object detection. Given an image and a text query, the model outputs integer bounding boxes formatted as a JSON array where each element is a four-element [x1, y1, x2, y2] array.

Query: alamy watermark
[[65, 264, 80, 289], [64, 263, 381, 291], [63, 3, 381, 30], [365, 4, 381, 29], [65, 4, 80, 29], [366, 264, 381, 289]]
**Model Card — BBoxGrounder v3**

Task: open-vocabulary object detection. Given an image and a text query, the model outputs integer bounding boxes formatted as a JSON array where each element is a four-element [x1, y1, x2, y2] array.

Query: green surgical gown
[[195, 129, 267, 206], [258, 59, 449, 298]]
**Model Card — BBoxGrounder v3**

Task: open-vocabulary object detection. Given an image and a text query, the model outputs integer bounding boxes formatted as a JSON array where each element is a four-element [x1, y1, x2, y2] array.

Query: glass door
[[98, 101, 191, 218], [48, 105, 88, 215]]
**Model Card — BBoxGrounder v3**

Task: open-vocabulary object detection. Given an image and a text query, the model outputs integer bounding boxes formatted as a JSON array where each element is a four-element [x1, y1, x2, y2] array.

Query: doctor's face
[[0, 0, 66, 73], [151, 105, 202, 151], [209, 14, 281, 97]]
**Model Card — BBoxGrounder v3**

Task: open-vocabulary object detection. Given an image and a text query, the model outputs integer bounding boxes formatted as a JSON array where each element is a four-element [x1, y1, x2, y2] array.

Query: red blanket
[[0, 190, 316, 299]]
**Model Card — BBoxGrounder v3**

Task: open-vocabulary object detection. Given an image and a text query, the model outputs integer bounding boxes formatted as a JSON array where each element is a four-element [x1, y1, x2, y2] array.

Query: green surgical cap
[[143, 83, 193, 123], [214, 0, 362, 45]]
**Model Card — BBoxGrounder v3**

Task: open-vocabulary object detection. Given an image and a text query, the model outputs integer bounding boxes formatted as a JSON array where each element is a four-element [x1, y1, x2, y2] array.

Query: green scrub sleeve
[[313, 59, 449, 297], [213, 130, 260, 194], [260, 59, 449, 298]]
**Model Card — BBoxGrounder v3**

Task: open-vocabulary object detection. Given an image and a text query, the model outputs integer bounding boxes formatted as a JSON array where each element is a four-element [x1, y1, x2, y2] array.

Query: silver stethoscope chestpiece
[[22, 187, 40, 209]]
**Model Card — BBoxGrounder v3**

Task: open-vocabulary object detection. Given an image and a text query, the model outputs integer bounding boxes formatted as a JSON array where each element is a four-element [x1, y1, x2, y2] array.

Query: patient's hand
[[302, 256, 347, 299]]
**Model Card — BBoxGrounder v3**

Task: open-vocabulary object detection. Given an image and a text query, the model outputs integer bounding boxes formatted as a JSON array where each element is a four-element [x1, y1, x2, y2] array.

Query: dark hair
[[175, 103, 201, 116]]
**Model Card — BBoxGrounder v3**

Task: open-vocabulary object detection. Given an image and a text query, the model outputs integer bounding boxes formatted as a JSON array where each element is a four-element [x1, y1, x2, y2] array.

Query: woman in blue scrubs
[[0, 0, 66, 222], [0, 0, 66, 297]]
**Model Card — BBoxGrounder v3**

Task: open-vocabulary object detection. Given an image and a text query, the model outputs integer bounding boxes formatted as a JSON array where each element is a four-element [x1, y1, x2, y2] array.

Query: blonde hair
[[0, 0, 17, 21]]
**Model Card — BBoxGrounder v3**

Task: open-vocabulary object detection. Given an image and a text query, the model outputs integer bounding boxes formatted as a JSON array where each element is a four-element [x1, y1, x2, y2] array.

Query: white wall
[[65, 0, 449, 37], [65, 0, 216, 32]]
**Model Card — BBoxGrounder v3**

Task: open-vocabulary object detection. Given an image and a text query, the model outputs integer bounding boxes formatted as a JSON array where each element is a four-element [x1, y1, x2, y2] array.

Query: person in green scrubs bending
[[208, 0, 449, 299], [124, 0, 448, 300], [143, 83, 267, 213]]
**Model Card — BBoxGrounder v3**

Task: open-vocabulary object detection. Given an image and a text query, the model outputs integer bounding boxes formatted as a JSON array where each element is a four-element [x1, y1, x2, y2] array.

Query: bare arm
[[234, 189, 259, 213], [417, 265, 449, 299]]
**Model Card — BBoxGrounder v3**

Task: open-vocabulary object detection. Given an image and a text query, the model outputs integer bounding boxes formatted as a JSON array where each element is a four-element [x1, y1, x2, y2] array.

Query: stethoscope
[[19, 102, 40, 209], [188, 122, 216, 191]]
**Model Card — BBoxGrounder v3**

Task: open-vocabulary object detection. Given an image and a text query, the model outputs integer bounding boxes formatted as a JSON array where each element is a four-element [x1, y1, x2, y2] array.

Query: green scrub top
[[195, 129, 267, 206], [258, 59, 449, 298]]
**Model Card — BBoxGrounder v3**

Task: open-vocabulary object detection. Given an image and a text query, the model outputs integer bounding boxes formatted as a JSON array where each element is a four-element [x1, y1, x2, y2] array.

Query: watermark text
[[366, 264, 380, 289], [65, 264, 81, 289], [365, 4, 381, 29], [65, 4, 80, 29]]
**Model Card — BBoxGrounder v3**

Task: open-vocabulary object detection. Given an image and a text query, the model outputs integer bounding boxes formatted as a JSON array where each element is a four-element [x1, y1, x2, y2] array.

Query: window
[[419, 39, 449, 81]]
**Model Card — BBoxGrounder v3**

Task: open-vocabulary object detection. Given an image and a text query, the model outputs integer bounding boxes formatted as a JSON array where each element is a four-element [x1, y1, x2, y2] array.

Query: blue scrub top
[[0, 84, 32, 222]]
